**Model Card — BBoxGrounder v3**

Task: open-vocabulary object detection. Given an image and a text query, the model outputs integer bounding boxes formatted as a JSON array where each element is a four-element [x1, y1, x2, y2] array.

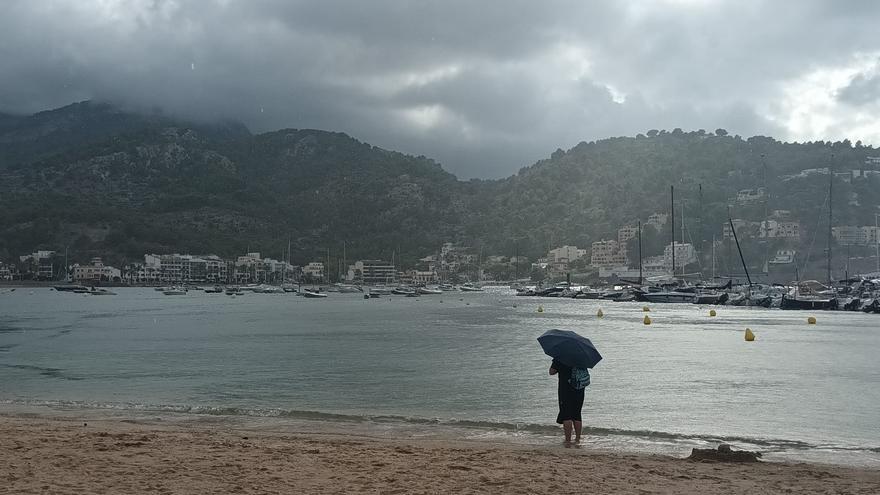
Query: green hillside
[[1, 103, 878, 279]]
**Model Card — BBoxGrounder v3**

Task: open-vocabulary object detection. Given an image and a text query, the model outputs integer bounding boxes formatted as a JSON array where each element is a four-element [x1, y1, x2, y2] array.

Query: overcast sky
[[2, 1, 880, 178]]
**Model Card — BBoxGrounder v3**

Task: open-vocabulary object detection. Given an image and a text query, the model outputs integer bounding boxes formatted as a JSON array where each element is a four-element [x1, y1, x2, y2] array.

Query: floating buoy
[[807, 316, 817, 324], [709, 309, 717, 317], [597, 308, 604, 318], [642, 306, 650, 312], [643, 315, 652, 325], [537, 305, 544, 313], [745, 328, 755, 341], [512, 303, 517, 308]]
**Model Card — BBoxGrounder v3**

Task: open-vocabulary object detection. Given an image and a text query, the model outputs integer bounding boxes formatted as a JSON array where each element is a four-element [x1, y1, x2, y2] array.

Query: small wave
[[4, 398, 875, 455], [0, 364, 84, 381]]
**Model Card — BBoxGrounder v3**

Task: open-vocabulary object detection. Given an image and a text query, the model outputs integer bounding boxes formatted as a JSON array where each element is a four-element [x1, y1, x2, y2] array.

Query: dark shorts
[[557, 386, 585, 424]]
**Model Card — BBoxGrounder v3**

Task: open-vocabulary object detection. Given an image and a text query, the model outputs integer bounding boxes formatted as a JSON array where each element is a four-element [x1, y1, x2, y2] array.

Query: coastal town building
[[73, 257, 121, 283], [19, 250, 57, 280], [735, 188, 766, 204], [722, 219, 758, 239], [664, 243, 697, 268], [759, 220, 800, 240], [590, 240, 626, 268], [303, 262, 325, 282], [769, 250, 796, 265], [0, 262, 14, 280], [617, 225, 640, 262], [548, 245, 587, 264], [832, 226, 866, 246], [347, 260, 396, 284], [832, 226, 880, 246], [646, 213, 668, 230], [137, 253, 231, 284]]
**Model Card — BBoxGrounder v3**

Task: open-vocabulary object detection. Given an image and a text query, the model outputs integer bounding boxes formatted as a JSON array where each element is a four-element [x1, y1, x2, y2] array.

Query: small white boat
[[459, 284, 483, 292], [301, 289, 328, 298], [89, 288, 116, 296], [335, 284, 363, 293], [417, 287, 443, 295], [163, 287, 187, 295]]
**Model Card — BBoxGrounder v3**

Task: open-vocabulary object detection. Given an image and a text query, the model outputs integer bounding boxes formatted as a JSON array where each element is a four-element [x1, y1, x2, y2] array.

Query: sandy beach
[[2, 414, 878, 494]]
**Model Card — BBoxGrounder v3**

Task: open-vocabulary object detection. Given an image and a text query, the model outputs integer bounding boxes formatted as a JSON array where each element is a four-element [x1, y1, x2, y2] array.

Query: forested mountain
[[2, 102, 879, 274]]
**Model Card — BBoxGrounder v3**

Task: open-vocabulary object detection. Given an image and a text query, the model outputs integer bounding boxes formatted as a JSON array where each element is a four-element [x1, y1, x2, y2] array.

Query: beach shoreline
[[2, 410, 879, 494]]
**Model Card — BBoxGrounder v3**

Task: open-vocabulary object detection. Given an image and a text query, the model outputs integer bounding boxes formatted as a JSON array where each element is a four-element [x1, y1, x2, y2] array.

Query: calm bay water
[[1, 287, 878, 466]]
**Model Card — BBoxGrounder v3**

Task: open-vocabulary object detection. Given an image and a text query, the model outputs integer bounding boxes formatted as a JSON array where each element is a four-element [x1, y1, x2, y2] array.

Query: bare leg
[[574, 421, 583, 443], [562, 420, 573, 443]]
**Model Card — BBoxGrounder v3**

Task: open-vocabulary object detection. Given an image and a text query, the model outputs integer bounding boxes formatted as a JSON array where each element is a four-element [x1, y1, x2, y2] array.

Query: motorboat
[[640, 291, 697, 304], [301, 289, 328, 298], [163, 287, 187, 295], [88, 288, 116, 296], [692, 292, 729, 305], [335, 284, 362, 293], [204, 286, 224, 293], [225, 287, 244, 296], [391, 287, 416, 295], [417, 287, 443, 295], [459, 284, 483, 292], [54, 285, 88, 292]]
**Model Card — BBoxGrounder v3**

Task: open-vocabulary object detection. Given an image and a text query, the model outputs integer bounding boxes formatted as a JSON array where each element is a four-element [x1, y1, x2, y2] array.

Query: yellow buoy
[[807, 316, 817, 324], [597, 308, 604, 318], [642, 306, 651, 312], [745, 328, 755, 341], [709, 309, 717, 317], [537, 305, 544, 313], [643, 315, 652, 325]]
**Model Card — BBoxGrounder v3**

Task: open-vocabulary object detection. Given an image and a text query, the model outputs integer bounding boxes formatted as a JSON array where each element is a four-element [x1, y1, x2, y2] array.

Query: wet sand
[[2, 414, 879, 494]]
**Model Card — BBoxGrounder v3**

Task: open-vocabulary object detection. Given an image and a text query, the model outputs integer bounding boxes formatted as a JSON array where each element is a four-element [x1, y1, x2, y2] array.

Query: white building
[[759, 220, 800, 240], [769, 250, 796, 265], [138, 253, 229, 284], [590, 240, 626, 268], [664, 243, 697, 268], [832, 226, 866, 246], [646, 213, 668, 230], [0, 262, 14, 280], [736, 188, 766, 204], [73, 258, 121, 283], [303, 262, 325, 281], [548, 245, 587, 263], [346, 260, 396, 284]]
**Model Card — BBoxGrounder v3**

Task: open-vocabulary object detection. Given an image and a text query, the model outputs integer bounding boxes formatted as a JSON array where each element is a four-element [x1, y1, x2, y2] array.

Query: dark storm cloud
[[1, 1, 879, 178]]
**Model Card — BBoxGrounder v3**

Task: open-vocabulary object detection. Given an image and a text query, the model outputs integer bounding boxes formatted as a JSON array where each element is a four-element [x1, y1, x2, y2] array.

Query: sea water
[[1, 287, 878, 466]]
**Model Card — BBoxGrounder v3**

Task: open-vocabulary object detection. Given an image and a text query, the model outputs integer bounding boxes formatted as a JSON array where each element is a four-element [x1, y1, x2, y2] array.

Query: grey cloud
[[837, 71, 880, 106], [1, 1, 878, 178]]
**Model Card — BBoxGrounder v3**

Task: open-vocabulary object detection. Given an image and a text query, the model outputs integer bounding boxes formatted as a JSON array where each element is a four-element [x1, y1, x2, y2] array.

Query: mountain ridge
[[2, 102, 878, 277]]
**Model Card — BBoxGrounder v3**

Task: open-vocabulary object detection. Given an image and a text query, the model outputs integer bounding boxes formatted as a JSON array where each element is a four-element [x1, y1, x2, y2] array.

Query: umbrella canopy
[[537, 329, 602, 369]]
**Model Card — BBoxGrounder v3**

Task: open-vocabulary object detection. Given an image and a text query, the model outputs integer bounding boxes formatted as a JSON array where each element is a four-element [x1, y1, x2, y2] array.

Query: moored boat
[[301, 289, 328, 298]]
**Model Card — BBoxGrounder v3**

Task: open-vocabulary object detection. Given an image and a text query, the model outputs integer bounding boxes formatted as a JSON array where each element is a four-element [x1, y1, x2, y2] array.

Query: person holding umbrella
[[538, 329, 602, 445]]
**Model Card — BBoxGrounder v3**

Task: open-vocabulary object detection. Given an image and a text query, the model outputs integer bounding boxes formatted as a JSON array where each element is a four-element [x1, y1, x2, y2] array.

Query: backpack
[[568, 367, 591, 390]]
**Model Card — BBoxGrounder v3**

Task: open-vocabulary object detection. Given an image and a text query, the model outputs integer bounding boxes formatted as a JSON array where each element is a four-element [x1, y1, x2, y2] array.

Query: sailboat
[[781, 162, 838, 310]]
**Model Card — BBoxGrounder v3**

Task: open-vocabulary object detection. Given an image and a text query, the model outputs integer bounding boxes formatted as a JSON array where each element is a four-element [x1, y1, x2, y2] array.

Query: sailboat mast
[[514, 241, 519, 282], [638, 220, 643, 285], [827, 155, 833, 285], [670, 185, 675, 277], [711, 235, 716, 280], [729, 217, 752, 287]]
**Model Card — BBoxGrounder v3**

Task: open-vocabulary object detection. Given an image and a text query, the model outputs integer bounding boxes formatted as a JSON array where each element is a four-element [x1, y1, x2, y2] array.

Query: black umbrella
[[537, 329, 602, 368]]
